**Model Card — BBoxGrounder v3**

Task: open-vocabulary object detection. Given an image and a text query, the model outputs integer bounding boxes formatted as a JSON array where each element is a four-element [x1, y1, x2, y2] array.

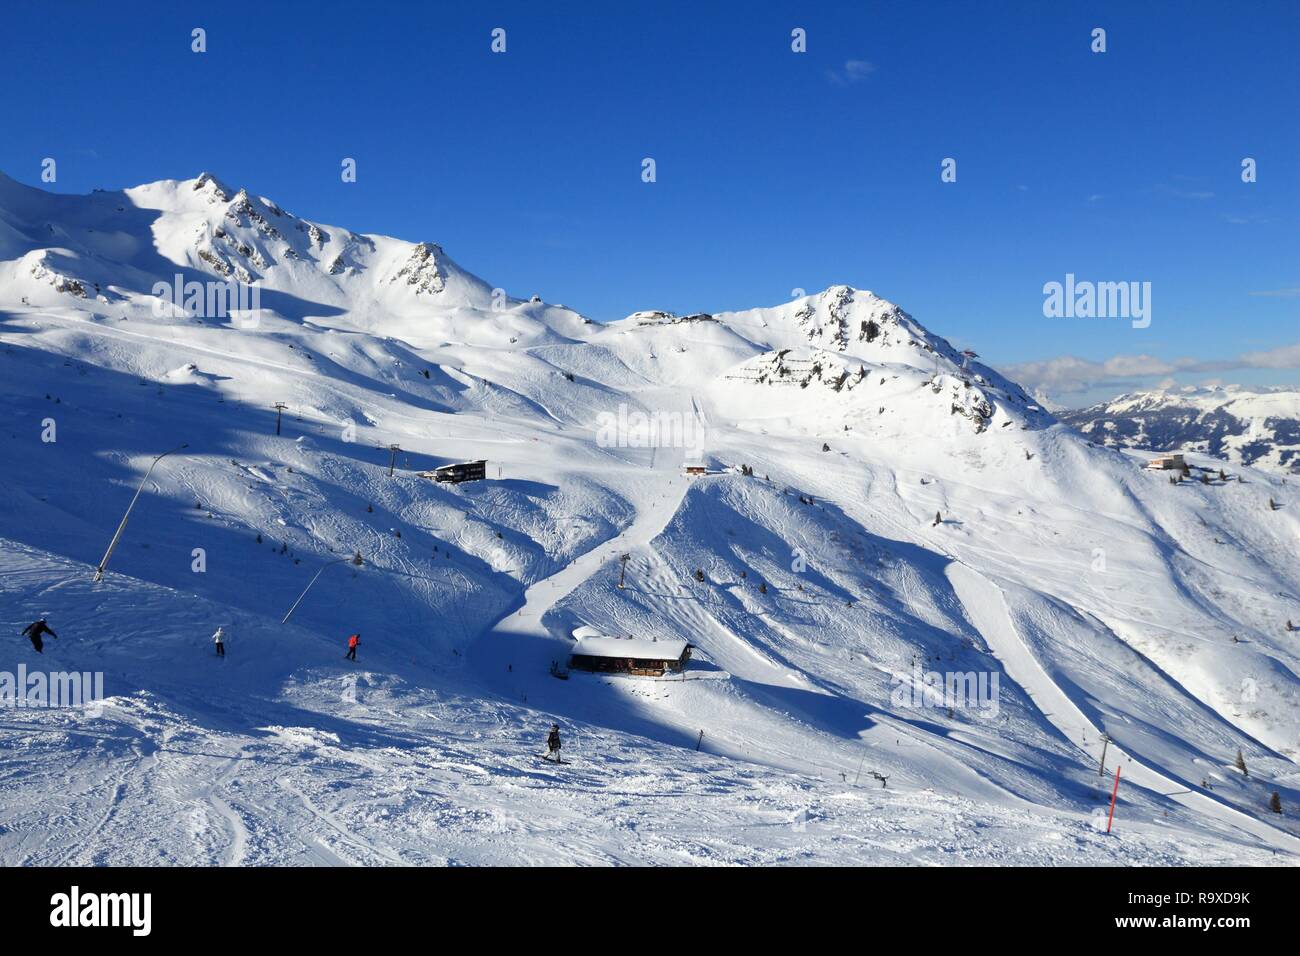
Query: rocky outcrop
[[392, 242, 446, 295]]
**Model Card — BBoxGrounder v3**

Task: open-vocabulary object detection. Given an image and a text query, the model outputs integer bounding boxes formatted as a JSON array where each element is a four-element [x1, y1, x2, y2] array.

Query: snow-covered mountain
[[2, 171, 1299, 866], [1062, 385, 1300, 475]]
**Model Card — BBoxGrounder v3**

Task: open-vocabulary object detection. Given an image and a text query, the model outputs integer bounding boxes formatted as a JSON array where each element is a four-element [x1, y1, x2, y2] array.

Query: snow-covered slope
[[2, 172, 1298, 866], [1062, 385, 1300, 475]]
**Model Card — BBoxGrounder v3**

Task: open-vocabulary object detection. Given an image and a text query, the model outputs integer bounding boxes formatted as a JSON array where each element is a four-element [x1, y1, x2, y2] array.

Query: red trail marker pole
[[1106, 765, 1122, 833]]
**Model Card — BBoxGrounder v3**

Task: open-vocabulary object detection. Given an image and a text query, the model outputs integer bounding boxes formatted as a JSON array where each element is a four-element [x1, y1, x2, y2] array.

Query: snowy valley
[[1, 171, 1299, 866]]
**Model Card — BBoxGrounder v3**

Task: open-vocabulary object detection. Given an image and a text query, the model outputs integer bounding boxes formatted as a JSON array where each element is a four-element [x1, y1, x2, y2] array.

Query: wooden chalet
[[417, 459, 488, 484], [569, 634, 693, 677]]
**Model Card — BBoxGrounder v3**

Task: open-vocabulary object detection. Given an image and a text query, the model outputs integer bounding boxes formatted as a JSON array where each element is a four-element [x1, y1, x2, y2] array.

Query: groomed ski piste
[[2, 171, 1298, 865]]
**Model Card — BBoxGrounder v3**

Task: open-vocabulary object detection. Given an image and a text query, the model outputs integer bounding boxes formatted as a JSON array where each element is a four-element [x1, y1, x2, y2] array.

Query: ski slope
[[1, 170, 1298, 865]]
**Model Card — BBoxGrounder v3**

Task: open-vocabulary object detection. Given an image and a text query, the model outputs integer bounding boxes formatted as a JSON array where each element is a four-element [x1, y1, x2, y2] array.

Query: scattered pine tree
[[1270, 791, 1283, 814], [1235, 749, 1248, 776], [933, 511, 942, 527]]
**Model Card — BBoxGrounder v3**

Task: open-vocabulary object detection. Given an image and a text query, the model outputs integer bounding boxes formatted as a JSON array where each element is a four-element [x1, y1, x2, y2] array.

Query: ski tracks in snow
[[947, 562, 1300, 855]]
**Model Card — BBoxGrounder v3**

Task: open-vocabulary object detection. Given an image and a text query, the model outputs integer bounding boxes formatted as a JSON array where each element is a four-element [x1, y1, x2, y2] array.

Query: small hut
[[1147, 453, 1185, 471], [418, 459, 488, 484], [569, 635, 693, 677]]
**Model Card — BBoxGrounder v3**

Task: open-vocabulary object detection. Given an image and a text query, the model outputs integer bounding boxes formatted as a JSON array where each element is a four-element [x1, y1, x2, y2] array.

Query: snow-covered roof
[[571, 635, 690, 660]]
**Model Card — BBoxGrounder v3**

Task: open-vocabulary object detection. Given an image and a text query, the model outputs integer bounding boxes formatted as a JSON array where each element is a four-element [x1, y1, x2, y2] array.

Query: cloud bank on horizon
[[1004, 342, 1300, 405]]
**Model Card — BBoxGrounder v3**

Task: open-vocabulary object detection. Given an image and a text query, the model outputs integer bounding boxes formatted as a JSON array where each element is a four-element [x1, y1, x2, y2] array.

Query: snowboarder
[[212, 626, 226, 658], [345, 633, 359, 661], [21, 616, 58, 654], [545, 723, 562, 762]]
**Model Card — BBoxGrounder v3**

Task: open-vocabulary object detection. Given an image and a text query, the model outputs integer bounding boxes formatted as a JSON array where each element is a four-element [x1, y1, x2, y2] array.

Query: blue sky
[[2, 0, 1297, 403]]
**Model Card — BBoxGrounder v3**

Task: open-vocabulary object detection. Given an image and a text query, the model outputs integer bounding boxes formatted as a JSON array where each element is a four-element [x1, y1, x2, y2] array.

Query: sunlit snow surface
[[1, 172, 1297, 865]]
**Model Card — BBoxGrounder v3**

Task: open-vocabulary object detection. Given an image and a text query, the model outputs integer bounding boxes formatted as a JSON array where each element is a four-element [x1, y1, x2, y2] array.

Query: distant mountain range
[[1061, 385, 1300, 474]]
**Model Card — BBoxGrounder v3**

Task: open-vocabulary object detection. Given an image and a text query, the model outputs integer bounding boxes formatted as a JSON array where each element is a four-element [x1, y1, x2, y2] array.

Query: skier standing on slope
[[545, 723, 562, 762], [212, 626, 226, 658], [21, 616, 58, 654], [345, 633, 359, 661]]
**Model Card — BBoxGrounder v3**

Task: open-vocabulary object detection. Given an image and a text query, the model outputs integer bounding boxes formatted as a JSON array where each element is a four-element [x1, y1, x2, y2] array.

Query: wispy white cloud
[[1154, 183, 1215, 200], [1247, 287, 1300, 298], [1238, 342, 1300, 367], [827, 59, 876, 85]]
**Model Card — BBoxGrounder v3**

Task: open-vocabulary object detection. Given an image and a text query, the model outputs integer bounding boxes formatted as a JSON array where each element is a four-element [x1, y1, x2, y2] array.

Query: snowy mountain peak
[[0, 170, 602, 346], [193, 171, 232, 201]]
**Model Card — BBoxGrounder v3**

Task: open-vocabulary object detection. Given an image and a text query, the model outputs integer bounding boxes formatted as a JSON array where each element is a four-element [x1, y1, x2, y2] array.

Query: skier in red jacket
[[345, 633, 359, 661]]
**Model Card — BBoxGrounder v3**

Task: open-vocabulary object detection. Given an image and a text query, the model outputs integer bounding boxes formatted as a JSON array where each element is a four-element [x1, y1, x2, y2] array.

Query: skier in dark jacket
[[545, 723, 562, 761], [22, 617, 58, 654]]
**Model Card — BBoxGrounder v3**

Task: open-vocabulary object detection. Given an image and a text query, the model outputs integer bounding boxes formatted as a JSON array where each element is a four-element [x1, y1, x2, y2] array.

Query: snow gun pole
[[282, 553, 363, 624], [1106, 765, 1122, 834], [94, 442, 188, 582], [854, 747, 868, 786]]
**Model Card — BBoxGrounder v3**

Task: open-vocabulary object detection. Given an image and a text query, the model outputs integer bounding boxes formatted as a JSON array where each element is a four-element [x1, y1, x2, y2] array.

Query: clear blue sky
[[3, 0, 1297, 401]]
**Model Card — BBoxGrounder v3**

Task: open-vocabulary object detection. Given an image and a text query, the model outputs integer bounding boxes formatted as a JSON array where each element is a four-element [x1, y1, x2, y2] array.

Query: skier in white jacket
[[212, 627, 226, 658]]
